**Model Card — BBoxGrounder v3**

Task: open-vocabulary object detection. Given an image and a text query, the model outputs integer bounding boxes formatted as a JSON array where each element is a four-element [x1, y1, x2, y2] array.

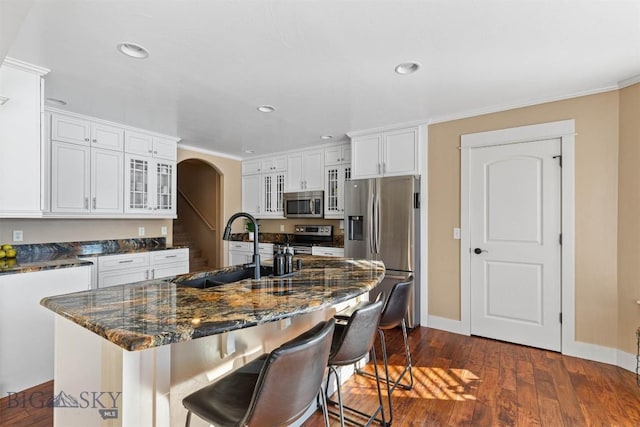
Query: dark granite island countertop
[[41, 256, 384, 351]]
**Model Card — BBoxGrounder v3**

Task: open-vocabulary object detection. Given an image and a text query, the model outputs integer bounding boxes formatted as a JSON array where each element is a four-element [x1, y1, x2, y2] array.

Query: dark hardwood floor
[[2, 327, 640, 426], [303, 327, 640, 427]]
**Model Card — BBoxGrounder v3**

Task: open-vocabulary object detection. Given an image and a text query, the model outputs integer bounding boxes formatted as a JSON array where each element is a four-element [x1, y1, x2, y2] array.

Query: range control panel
[[293, 225, 333, 237]]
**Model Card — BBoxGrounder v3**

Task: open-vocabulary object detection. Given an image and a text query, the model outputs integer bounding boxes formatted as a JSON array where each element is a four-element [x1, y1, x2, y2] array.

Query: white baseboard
[[616, 350, 637, 373], [427, 315, 638, 374], [427, 315, 469, 336]]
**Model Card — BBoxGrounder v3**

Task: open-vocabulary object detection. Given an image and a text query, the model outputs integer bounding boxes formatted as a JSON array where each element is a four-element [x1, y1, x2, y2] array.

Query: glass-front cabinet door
[[125, 154, 176, 216], [155, 161, 176, 213], [324, 165, 351, 219], [261, 172, 285, 217], [125, 154, 150, 213]]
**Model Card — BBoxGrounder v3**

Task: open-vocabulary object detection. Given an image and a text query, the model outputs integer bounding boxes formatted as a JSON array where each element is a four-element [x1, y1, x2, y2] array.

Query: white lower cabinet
[[311, 246, 344, 257], [0, 266, 91, 395], [97, 249, 189, 288], [228, 242, 273, 266]]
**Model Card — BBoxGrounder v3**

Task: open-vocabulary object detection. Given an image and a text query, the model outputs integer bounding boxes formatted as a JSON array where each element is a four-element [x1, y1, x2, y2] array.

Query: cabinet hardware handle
[[377, 163, 381, 174], [145, 270, 149, 279], [382, 163, 386, 173], [148, 149, 153, 153], [150, 269, 155, 279], [84, 137, 90, 142], [92, 139, 97, 143], [119, 259, 134, 264], [154, 151, 157, 154], [84, 197, 89, 209], [165, 255, 177, 258], [92, 197, 96, 209]]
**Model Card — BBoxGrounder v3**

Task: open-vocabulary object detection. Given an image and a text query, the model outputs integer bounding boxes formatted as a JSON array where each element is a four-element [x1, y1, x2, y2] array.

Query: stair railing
[[177, 188, 216, 232]]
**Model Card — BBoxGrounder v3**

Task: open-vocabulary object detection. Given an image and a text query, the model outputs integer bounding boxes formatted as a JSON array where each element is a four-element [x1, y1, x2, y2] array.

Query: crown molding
[[618, 74, 640, 89], [428, 84, 619, 126], [2, 57, 50, 76]]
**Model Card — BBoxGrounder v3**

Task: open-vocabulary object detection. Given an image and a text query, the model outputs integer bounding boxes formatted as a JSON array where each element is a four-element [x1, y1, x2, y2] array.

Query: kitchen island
[[41, 256, 384, 427]]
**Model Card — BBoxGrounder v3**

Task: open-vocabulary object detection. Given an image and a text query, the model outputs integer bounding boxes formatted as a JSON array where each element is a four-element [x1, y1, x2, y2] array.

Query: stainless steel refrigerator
[[344, 175, 421, 328]]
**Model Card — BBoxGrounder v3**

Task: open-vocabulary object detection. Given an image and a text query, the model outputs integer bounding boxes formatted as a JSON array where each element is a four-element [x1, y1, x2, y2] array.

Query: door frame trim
[[460, 119, 575, 353]]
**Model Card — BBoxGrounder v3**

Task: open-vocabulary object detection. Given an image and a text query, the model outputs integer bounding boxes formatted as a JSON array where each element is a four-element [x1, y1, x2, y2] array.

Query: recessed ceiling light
[[117, 42, 150, 59], [257, 105, 275, 113], [45, 97, 67, 106], [321, 135, 333, 140], [395, 62, 420, 75], [244, 149, 255, 154]]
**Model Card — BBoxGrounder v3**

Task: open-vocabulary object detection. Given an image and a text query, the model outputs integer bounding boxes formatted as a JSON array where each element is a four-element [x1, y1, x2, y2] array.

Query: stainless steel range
[[290, 225, 333, 255]]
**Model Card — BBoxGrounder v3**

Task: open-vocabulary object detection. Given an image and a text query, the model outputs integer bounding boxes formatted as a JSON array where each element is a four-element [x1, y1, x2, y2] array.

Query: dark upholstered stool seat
[[183, 319, 335, 427]]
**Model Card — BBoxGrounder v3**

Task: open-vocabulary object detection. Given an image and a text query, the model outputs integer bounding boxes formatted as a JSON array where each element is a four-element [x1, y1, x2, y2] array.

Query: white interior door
[[469, 138, 562, 351]]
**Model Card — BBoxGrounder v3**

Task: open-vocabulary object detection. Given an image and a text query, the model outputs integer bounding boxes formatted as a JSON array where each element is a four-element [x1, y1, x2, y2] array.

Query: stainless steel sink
[[176, 265, 274, 289]]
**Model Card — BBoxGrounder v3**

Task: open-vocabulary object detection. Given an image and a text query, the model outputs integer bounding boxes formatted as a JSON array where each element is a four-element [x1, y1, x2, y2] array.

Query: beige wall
[[428, 90, 621, 349], [0, 218, 172, 245], [177, 147, 242, 266], [617, 83, 640, 353]]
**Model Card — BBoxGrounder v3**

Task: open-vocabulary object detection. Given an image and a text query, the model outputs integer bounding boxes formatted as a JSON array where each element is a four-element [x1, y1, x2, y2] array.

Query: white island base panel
[[52, 298, 364, 427]]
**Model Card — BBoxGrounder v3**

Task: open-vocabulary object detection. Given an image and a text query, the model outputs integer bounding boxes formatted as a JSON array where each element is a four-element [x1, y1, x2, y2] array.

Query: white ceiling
[[5, 0, 640, 159]]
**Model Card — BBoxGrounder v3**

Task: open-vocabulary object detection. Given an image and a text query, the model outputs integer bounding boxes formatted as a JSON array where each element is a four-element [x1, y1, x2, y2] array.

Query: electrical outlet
[[161, 226, 167, 236], [12, 230, 23, 242], [453, 227, 461, 240], [138, 227, 145, 236], [280, 224, 285, 232]]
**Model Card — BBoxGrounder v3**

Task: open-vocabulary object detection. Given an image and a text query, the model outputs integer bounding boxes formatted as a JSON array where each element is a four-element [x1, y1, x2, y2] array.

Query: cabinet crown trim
[[347, 121, 428, 138], [2, 57, 50, 76], [46, 107, 181, 143]]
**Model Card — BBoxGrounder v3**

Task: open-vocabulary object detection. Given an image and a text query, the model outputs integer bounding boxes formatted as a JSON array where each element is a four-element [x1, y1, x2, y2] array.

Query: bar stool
[[336, 279, 414, 425], [325, 298, 388, 427], [182, 319, 335, 427], [360, 279, 415, 424]]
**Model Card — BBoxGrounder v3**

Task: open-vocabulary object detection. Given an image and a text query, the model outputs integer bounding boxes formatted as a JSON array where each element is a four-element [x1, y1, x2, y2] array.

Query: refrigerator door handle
[[368, 180, 376, 254], [374, 182, 381, 254]]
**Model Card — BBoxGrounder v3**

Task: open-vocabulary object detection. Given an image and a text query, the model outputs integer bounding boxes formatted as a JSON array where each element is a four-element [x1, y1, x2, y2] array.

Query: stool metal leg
[[325, 347, 388, 426], [357, 320, 414, 392]]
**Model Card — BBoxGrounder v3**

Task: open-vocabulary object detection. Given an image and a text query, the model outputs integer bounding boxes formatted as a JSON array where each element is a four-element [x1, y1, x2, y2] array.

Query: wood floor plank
[[7, 328, 640, 427]]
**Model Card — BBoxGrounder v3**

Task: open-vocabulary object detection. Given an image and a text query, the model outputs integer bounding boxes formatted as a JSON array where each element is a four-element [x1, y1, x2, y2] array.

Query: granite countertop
[[41, 256, 384, 352], [0, 238, 184, 276]]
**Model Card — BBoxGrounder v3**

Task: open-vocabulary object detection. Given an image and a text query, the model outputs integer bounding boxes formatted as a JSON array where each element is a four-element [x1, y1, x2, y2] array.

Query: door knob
[[473, 248, 488, 255]]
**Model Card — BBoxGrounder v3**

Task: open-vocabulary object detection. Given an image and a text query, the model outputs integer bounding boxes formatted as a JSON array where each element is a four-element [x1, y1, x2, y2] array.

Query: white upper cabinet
[[124, 154, 176, 216], [261, 156, 286, 173], [0, 59, 49, 217], [324, 143, 351, 166], [91, 123, 124, 151], [51, 142, 123, 214], [351, 126, 421, 178], [241, 155, 286, 217], [324, 164, 351, 219], [46, 109, 179, 218], [287, 150, 324, 191], [52, 115, 124, 151], [242, 159, 261, 175], [351, 135, 382, 178], [51, 114, 91, 145], [125, 131, 177, 161], [242, 174, 261, 216]]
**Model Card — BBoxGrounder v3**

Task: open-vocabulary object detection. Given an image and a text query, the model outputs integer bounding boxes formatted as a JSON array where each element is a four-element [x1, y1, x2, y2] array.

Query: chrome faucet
[[222, 212, 261, 279]]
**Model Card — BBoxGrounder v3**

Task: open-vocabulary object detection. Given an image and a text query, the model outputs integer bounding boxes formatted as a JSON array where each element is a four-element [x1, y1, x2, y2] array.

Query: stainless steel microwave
[[283, 191, 324, 218]]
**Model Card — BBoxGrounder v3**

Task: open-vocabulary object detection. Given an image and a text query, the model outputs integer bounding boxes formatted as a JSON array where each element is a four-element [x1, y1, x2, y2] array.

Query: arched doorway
[[174, 159, 223, 271]]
